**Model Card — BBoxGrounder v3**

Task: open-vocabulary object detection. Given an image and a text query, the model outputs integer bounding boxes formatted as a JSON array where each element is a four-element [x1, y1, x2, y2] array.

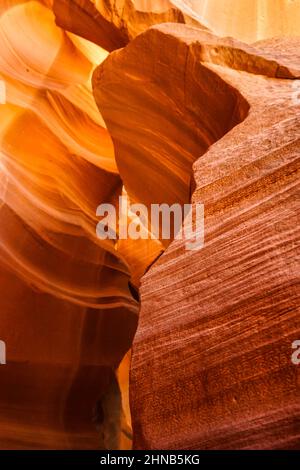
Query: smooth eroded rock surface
[[0, 0, 160, 449], [1, 0, 300, 451]]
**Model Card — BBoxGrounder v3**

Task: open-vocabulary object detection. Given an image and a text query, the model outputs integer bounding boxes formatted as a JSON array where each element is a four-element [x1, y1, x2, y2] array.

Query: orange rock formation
[[0, 0, 299, 450], [106, 25, 299, 449]]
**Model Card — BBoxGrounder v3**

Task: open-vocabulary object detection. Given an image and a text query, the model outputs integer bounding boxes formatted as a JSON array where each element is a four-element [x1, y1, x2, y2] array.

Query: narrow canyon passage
[[0, 0, 299, 451]]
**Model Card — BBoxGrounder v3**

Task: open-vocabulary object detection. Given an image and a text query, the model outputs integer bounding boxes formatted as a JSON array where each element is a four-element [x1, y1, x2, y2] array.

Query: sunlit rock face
[[0, 0, 140, 449], [0, 0, 300, 451], [172, 0, 300, 42], [52, 0, 207, 50], [53, 0, 300, 47], [102, 26, 299, 449], [0, 0, 165, 450]]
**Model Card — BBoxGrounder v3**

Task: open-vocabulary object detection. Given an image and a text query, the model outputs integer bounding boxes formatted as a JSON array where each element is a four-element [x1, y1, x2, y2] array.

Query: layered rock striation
[[95, 25, 300, 449], [0, 0, 300, 451], [0, 0, 138, 449]]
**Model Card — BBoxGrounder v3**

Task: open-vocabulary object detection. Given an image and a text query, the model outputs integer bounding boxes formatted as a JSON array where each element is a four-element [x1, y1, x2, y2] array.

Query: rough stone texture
[[94, 24, 300, 449], [53, 0, 205, 51], [171, 0, 300, 43], [1, 0, 300, 451], [53, 0, 300, 49]]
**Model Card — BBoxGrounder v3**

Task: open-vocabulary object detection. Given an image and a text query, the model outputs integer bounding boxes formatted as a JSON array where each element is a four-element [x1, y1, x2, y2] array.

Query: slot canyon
[[0, 0, 299, 450]]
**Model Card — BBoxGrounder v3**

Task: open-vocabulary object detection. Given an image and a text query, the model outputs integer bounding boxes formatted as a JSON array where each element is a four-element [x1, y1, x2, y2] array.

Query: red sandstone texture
[[94, 25, 300, 449], [0, 0, 300, 451]]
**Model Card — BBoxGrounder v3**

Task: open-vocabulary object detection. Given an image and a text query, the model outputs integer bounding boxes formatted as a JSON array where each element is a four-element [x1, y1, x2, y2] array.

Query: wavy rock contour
[[94, 24, 300, 449], [53, 0, 206, 51], [53, 0, 300, 48], [1, 0, 300, 451], [0, 0, 140, 449]]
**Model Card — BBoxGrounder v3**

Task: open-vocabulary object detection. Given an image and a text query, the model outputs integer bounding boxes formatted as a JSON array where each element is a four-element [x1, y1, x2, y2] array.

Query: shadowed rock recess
[[0, 0, 299, 450]]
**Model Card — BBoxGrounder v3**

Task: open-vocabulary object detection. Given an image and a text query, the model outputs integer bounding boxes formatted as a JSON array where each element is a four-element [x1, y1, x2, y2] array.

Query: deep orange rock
[[0, 0, 138, 449], [1, 0, 300, 451], [53, 0, 206, 51], [93, 24, 300, 449]]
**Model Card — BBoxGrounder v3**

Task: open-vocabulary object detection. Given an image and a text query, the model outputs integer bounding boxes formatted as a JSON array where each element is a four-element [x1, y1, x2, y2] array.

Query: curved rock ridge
[[92, 25, 300, 449], [53, 0, 300, 50], [0, 0, 136, 309], [92, 23, 299, 243], [52, 0, 207, 50], [0, 0, 162, 450]]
